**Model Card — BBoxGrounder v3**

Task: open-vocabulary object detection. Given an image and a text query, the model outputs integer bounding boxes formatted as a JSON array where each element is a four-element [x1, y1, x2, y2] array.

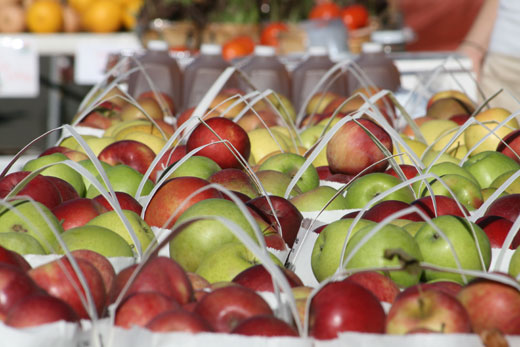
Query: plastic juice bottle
[[182, 43, 239, 111], [291, 45, 347, 111], [347, 42, 401, 94], [238, 45, 291, 98], [127, 40, 182, 115]]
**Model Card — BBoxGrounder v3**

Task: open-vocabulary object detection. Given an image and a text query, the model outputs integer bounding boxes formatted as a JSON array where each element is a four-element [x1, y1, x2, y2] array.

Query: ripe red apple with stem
[[186, 117, 251, 169], [194, 285, 273, 333]]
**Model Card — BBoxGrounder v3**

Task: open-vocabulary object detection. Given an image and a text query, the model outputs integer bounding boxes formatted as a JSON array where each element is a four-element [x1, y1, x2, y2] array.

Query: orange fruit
[[309, 2, 341, 20], [82, 0, 122, 33], [68, 0, 93, 12], [26, 0, 63, 33], [222, 36, 255, 61], [122, 0, 143, 30], [260, 22, 288, 47]]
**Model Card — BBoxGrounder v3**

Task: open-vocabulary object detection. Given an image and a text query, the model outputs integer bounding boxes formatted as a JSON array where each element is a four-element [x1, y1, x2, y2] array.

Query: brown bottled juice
[[291, 45, 348, 111], [237, 45, 291, 98], [127, 40, 182, 115], [182, 44, 239, 111], [347, 42, 401, 94]]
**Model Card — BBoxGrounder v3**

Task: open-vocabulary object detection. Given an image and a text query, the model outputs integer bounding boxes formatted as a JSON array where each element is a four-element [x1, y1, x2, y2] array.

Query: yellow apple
[[121, 132, 168, 155], [393, 135, 428, 165], [247, 127, 292, 165], [464, 107, 519, 155], [74, 136, 116, 156]]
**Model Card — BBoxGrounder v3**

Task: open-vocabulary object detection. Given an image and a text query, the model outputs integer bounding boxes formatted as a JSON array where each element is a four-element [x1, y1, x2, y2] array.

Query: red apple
[[0, 246, 31, 271], [231, 264, 303, 292], [39, 146, 89, 162], [138, 90, 176, 115], [363, 200, 423, 223], [115, 291, 179, 329], [98, 139, 156, 176], [484, 194, 520, 223], [385, 164, 420, 181], [309, 278, 386, 339], [70, 249, 116, 299], [150, 145, 187, 183], [236, 109, 281, 132], [0, 263, 43, 321], [112, 256, 193, 306], [231, 314, 299, 337], [496, 128, 520, 163], [264, 232, 287, 251], [5, 293, 79, 327], [449, 113, 471, 126], [457, 277, 520, 334], [144, 176, 223, 229], [476, 215, 517, 249], [346, 271, 401, 303], [0, 171, 62, 210], [93, 191, 143, 215], [186, 272, 211, 292], [28, 256, 106, 319], [326, 118, 393, 176], [400, 281, 463, 299], [78, 110, 113, 129], [46, 176, 80, 202], [52, 198, 108, 230], [194, 285, 273, 333], [411, 195, 469, 218], [209, 168, 259, 200], [145, 308, 212, 333], [386, 288, 471, 334], [186, 117, 251, 169], [246, 195, 303, 248]]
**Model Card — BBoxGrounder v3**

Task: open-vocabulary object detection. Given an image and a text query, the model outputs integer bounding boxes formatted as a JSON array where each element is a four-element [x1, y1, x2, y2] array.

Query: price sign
[[74, 36, 140, 85], [0, 37, 39, 98]]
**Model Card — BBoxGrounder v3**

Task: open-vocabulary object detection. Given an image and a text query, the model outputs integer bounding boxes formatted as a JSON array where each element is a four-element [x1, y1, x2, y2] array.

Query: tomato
[[309, 2, 341, 20], [260, 22, 289, 47], [341, 4, 369, 30], [222, 35, 255, 61]]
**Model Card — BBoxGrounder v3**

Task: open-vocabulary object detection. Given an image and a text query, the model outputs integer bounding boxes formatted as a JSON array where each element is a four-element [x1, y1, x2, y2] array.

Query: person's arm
[[458, 0, 500, 77]]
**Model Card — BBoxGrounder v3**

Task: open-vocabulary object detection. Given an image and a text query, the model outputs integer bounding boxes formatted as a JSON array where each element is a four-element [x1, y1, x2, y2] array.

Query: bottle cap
[[200, 44, 222, 55], [361, 42, 384, 54], [254, 45, 276, 56], [147, 40, 168, 51]]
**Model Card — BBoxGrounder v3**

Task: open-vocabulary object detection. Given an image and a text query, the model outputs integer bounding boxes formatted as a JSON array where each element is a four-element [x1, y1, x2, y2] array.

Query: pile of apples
[[1, 66, 520, 345]]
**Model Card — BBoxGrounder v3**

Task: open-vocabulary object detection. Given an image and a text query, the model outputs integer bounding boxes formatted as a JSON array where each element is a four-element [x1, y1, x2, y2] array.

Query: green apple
[[299, 125, 328, 167], [169, 198, 258, 272], [0, 200, 64, 253], [462, 151, 520, 189], [86, 209, 155, 253], [481, 187, 507, 202], [508, 247, 520, 280], [59, 135, 97, 150], [74, 136, 116, 156], [256, 170, 302, 198], [343, 223, 423, 287], [421, 148, 460, 166], [0, 232, 46, 255], [57, 225, 134, 257], [195, 242, 281, 283], [289, 186, 349, 212], [402, 221, 426, 237], [419, 161, 480, 188], [266, 92, 296, 123], [415, 215, 491, 284], [344, 172, 415, 209], [311, 218, 376, 282], [166, 156, 221, 180], [78, 159, 112, 190], [85, 164, 154, 199], [258, 152, 319, 194], [489, 170, 520, 194], [23, 152, 85, 197], [417, 174, 483, 211]]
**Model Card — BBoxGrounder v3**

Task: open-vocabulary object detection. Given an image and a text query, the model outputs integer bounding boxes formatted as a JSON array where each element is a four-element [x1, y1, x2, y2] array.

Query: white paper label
[[0, 37, 39, 98]]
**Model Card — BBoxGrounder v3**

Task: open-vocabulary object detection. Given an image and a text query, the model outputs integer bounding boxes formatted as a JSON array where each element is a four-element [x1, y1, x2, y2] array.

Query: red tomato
[[260, 22, 289, 47], [341, 4, 369, 30], [309, 2, 341, 20], [222, 35, 255, 61]]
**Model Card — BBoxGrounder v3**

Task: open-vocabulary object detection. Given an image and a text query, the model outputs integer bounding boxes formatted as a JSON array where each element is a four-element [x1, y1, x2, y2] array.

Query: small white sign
[[0, 37, 39, 98], [74, 37, 140, 85]]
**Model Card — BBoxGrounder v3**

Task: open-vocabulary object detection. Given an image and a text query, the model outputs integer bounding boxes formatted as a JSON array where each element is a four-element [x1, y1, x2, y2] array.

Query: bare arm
[[458, 0, 500, 76]]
